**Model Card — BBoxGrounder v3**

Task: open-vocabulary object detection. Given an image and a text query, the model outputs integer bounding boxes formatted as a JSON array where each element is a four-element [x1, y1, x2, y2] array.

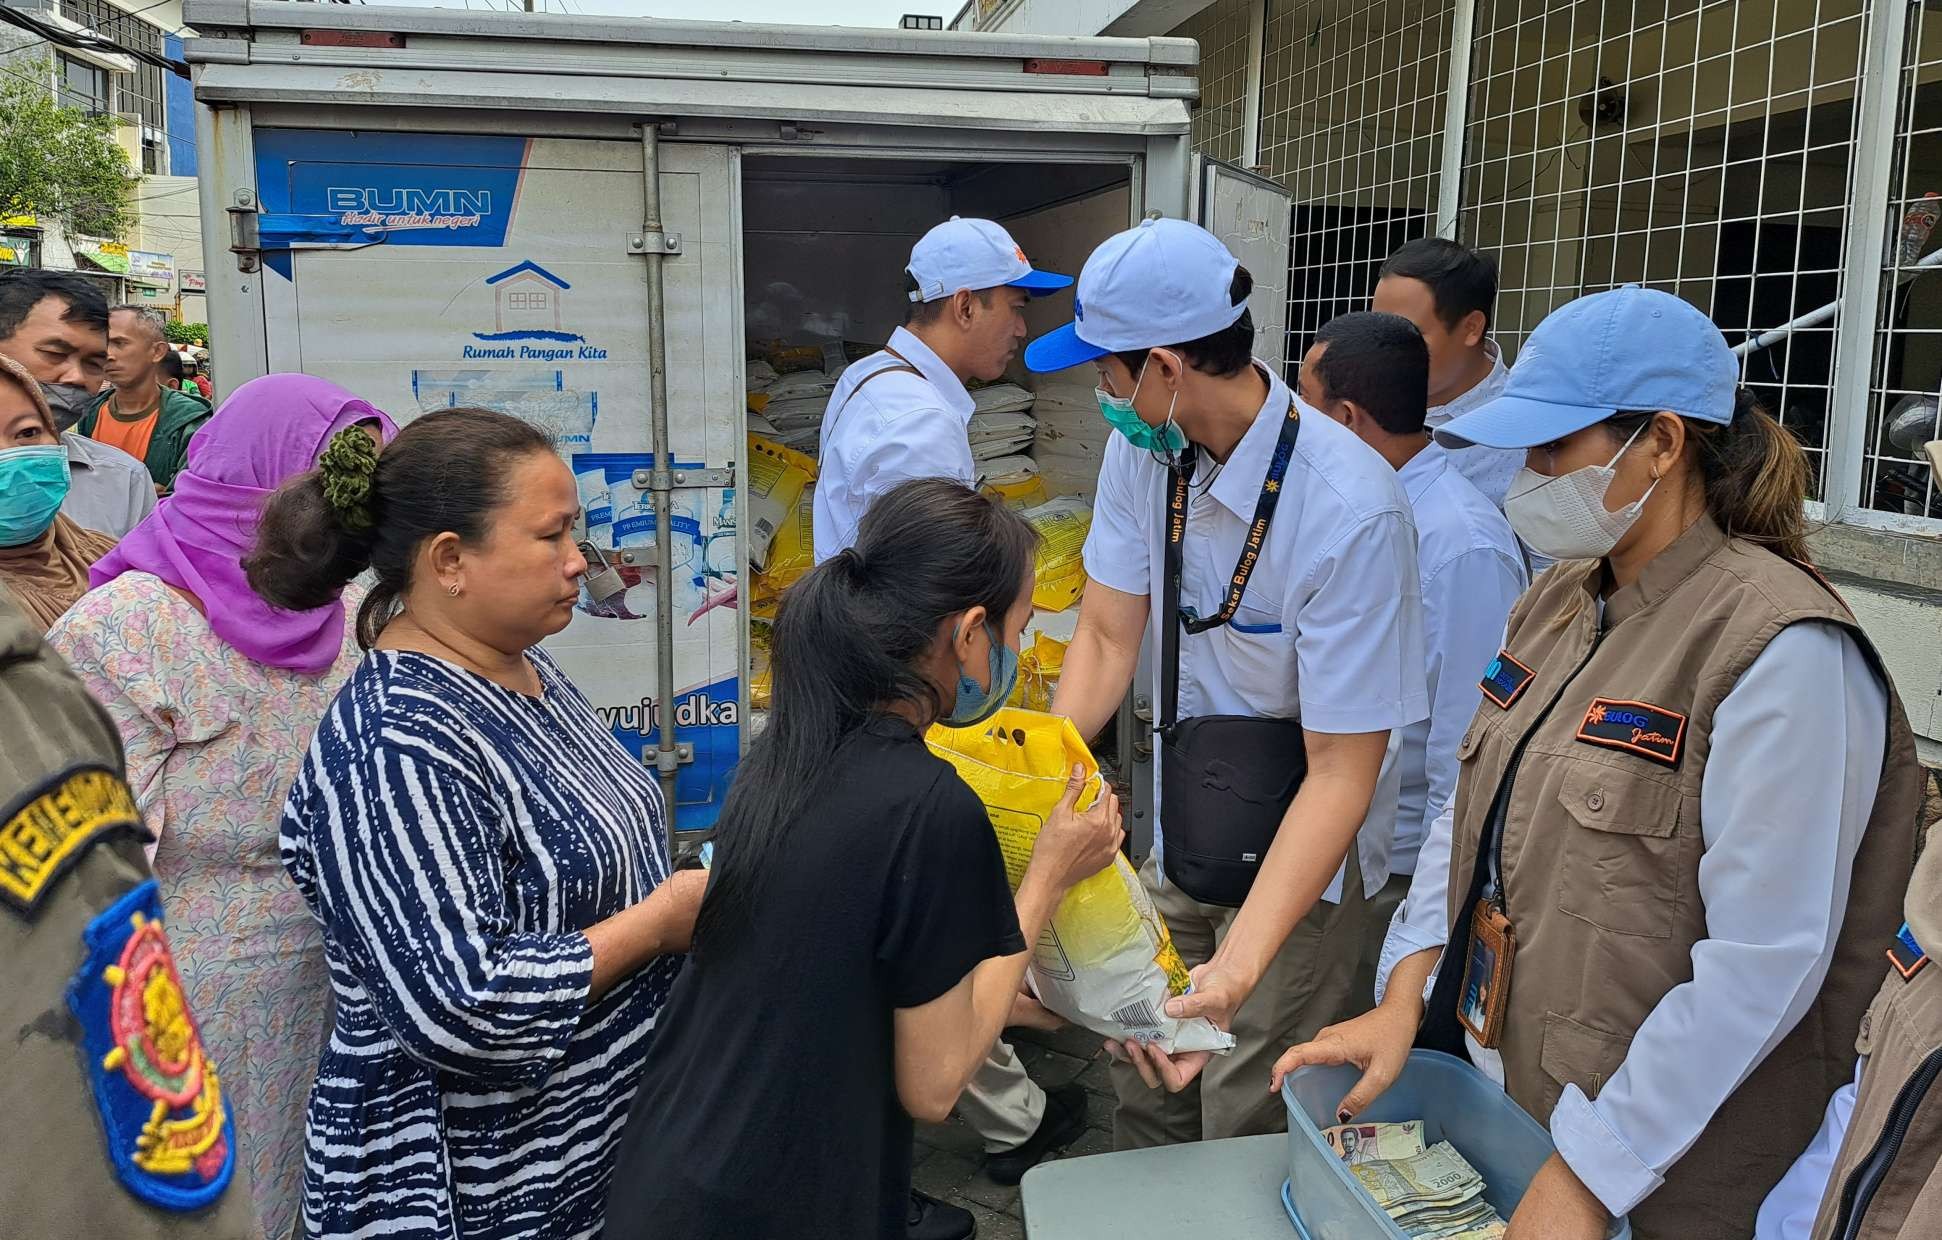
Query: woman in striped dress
[[249, 408, 705, 1239]]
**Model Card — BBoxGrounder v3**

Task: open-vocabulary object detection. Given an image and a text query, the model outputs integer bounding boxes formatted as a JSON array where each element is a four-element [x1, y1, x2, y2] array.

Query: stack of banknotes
[[1321, 1121, 1508, 1239]]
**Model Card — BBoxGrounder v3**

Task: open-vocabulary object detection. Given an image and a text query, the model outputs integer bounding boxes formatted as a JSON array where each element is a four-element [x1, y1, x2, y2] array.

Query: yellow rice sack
[[1021, 497, 1091, 612], [746, 435, 816, 573], [926, 709, 1234, 1055], [1006, 633, 1068, 713], [983, 474, 1050, 510]]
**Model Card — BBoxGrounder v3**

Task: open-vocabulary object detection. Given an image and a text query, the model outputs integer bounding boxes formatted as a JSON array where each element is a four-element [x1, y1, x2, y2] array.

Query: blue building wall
[[164, 34, 196, 176]]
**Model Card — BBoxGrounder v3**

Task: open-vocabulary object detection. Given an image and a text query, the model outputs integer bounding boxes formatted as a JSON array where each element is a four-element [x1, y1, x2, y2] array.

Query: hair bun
[[318, 426, 380, 533]]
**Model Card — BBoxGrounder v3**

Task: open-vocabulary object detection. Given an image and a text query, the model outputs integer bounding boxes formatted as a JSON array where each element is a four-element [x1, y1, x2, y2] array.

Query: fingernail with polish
[[1336, 1109, 1351, 1123]]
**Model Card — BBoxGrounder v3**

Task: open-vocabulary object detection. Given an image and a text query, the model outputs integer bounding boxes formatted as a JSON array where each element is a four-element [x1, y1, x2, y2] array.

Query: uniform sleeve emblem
[[0, 764, 144, 915], [65, 878, 236, 1210], [1478, 650, 1534, 709]]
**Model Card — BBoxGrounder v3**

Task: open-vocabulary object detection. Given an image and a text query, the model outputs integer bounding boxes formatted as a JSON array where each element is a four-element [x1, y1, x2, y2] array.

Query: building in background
[[958, 0, 1942, 770], [1, 0, 203, 322]]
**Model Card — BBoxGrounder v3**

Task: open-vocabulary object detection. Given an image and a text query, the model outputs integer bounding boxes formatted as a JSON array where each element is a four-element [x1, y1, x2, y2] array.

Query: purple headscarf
[[90, 374, 399, 674]]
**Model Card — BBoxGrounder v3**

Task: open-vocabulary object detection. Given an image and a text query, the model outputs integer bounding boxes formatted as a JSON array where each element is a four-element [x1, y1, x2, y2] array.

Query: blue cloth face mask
[[0, 443, 71, 546], [939, 619, 1021, 729], [1095, 353, 1186, 458]]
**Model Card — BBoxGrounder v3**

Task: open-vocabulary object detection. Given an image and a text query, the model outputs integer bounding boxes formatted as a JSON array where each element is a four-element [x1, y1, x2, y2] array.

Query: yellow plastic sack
[[747, 434, 816, 572], [764, 482, 816, 583], [926, 709, 1233, 1055], [750, 624, 773, 711], [983, 474, 1050, 510], [1021, 497, 1091, 613], [1007, 633, 1068, 713]]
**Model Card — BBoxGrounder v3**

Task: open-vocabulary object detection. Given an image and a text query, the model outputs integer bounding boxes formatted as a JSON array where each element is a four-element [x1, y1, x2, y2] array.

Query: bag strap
[[1159, 398, 1302, 733], [832, 346, 923, 417]]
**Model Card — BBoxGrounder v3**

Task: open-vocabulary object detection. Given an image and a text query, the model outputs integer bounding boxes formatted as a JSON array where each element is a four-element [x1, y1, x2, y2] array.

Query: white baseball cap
[[1024, 217, 1246, 372], [906, 216, 1073, 303]]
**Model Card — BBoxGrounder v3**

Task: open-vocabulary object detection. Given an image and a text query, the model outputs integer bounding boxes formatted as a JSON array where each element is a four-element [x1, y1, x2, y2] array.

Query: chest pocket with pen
[[1157, 401, 1308, 909]]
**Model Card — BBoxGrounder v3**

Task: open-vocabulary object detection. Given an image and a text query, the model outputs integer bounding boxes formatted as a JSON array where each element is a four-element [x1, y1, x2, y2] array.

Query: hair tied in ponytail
[[835, 546, 867, 580], [318, 426, 380, 533]]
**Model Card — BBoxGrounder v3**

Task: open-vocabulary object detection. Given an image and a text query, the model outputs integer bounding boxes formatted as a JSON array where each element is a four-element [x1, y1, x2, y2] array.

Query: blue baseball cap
[[1437, 285, 1738, 451], [1024, 218, 1246, 373], [906, 217, 1072, 302]]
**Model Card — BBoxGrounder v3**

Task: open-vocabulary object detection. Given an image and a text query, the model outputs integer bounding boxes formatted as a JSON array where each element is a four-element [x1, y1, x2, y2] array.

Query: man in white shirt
[[0, 271, 155, 537], [1295, 311, 1527, 1012], [1028, 218, 1428, 1146], [1372, 238, 1521, 507], [812, 216, 1070, 562], [807, 220, 1078, 1220]]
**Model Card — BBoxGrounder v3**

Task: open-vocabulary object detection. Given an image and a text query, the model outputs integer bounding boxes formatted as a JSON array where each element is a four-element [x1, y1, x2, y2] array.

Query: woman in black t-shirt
[[604, 479, 1124, 1240]]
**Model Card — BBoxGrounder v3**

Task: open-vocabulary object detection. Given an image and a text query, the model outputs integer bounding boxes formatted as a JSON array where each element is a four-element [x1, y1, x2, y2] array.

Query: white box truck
[[184, 0, 1291, 850]]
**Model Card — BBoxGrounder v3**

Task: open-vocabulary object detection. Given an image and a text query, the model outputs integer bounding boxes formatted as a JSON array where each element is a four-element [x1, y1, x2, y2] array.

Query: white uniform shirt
[[1390, 444, 1526, 877], [1375, 615, 1888, 1218], [1083, 362, 1430, 903], [812, 326, 975, 563], [62, 430, 155, 538], [1426, 342, 1520, 507]]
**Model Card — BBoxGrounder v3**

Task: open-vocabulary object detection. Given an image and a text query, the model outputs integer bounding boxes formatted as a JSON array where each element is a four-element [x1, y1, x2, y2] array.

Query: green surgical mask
[[0, 444, 71, 546], [1095, 354, 1186, 459]]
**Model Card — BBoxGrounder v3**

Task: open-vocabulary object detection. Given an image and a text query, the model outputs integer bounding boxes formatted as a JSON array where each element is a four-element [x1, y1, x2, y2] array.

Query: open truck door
[[1192, 154, 1294, 376]]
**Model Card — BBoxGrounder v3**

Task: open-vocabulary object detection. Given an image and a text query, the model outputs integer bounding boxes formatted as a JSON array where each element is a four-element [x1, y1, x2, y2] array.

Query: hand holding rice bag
[[927, 709, 1234, 1056]]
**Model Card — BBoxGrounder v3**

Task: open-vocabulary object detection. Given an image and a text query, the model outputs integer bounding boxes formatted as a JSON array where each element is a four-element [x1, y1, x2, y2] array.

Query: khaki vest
[[1810, 825, 1942, 1240], [1443, 516, 1923, 1239]]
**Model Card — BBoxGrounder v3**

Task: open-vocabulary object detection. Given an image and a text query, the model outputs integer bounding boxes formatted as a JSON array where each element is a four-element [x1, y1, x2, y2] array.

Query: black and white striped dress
[[280, 648, 679, 1239]]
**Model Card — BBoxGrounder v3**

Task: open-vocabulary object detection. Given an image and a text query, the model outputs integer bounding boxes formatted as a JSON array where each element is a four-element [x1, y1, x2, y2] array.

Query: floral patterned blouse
[[49, 571, 364, 1240]]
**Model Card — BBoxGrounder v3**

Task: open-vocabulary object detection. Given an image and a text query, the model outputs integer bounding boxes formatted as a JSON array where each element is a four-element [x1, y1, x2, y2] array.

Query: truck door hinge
[[227, 189, 261, 274], [627, 232, 682, 255]]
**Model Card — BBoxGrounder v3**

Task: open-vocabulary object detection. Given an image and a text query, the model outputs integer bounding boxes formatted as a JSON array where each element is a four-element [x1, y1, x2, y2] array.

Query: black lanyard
[[1157, 399, 1301, 733]]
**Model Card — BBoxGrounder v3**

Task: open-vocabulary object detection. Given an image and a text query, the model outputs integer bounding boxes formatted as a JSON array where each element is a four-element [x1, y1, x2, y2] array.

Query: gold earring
[[447, 581, 462, 597]]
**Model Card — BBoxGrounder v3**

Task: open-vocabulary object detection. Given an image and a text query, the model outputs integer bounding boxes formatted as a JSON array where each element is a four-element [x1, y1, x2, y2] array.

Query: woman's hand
[[584, 868, 708, 999], [651, 869, 709, 955], [1027, 765, 1124, 892], [1506, 1154, 1608, 1240], [1106, 1038, 1213, 1093], [1008, 988, 1066, 1032], [1267, 998, 1419, 1119]]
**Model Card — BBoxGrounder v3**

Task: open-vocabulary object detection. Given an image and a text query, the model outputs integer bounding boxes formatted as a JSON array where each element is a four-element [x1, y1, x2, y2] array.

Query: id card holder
[[1456, 898, 1515, 1048]]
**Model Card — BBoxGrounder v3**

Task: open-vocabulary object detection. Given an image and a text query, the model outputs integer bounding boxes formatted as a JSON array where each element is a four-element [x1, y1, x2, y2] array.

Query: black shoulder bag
[[1157, 399, 1310, 908]]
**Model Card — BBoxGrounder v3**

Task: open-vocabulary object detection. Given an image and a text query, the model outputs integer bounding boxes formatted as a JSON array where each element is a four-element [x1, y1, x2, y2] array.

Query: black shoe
[[983, 1082, 1089, 1187], [907, 1189, 975, 1240]]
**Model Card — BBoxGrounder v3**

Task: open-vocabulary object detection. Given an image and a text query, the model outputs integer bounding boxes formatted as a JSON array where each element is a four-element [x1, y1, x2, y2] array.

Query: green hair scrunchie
[[318, 426, 381, 533]]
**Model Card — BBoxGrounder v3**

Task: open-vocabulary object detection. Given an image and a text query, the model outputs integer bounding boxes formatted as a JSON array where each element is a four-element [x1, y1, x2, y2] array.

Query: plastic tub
[[1279, 1049, 1631, 1239]]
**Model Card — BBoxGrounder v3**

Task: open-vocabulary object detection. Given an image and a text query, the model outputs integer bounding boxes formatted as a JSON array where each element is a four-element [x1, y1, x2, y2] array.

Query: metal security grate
[[1862, 4, 1942, 525], [1175, 0, 1257, 164], [1459, 0, 1868, 502], [1258, 0, 1455, 363]]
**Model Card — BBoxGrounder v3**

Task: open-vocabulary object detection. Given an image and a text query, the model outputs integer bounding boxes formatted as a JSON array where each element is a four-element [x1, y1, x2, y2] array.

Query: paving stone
[[919, 1114, 987, 1159], [1057, 1122, 1115, 1160], [967, 1202, 1026, 1239], [912, 1150, 982, 1201], [1074, 1049, 1116, 1100], [957, 1169, 1022, 1214], [1030, 1047, 1090, 1088]]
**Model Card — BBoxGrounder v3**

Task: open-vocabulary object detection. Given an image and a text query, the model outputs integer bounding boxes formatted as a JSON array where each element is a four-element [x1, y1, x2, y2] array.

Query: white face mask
[[1503, 422, 1659, 562]]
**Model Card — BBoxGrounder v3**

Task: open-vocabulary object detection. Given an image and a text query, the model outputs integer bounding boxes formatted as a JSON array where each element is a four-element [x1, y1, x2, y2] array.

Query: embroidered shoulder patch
[[1479, 650, 1535, 710], [0, 764, 143, 915], [66, 879, 235, 1211], [1889, 921, 1929, 981], [1575, 698, 1688, 768]]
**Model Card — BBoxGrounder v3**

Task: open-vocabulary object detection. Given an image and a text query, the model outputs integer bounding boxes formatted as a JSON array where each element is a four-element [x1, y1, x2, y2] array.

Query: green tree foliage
[[163, 320, 207, 345], [0, 59, 137, 238]]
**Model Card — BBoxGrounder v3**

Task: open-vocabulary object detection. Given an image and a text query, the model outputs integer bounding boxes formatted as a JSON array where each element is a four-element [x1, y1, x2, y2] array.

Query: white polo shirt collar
[[1399, 439, 1450, 506], [1203, 363, 1297, 520]]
